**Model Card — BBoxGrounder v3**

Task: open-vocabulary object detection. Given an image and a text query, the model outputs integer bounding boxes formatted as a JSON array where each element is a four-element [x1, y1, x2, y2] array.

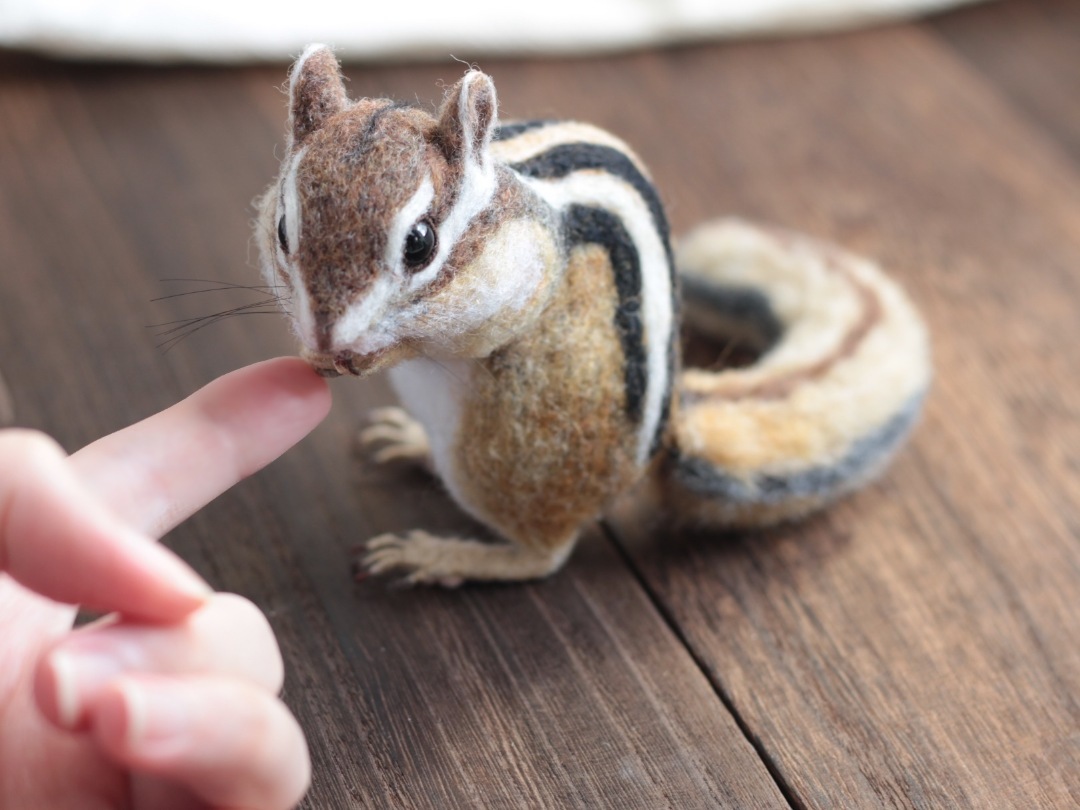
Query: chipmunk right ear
[[288, 44, 348, 147], [436, 70, 498, 169]]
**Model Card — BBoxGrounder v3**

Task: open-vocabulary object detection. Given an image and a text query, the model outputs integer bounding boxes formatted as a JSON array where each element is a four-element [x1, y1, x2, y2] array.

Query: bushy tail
[[660, 219, 930, 527]]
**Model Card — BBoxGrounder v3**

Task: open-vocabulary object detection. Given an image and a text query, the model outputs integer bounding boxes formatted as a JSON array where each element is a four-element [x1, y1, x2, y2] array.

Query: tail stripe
[[668, 219, 931, 526], [672, 389, 925, 504], [681, 275, 783, 350], [682, 259, 883, 403]]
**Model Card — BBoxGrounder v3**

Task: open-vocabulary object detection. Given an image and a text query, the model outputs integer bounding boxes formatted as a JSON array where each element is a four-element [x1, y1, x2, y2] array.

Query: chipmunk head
[[259, 45, 549, 377]]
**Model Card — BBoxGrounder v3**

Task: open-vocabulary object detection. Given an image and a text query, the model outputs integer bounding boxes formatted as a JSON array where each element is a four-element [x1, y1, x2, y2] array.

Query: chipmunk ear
[[436, 70, 498, 168], [288, 44, 348, 146]]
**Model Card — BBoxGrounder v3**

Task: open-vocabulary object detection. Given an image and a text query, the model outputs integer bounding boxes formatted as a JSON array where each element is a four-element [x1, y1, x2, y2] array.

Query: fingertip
[[92, 678, 186, 763], [198, 593, 285, 693], [0, 428, 67, 460], [71, 526, 210, 623], [195, 357, 332, 481], [0, 430, 68, 571], [115, 540, 212, 621], [92, 681, 136, 757], [261, 355, 334, 420], [90, 676, 312, 810], [238, 356, 332, 413], [33, 650, 74, 730]]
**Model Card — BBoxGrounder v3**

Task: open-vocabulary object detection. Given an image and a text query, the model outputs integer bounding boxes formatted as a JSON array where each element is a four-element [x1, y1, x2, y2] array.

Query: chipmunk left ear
[[436, 70, 498, 168], [288, 44, 349, 147]]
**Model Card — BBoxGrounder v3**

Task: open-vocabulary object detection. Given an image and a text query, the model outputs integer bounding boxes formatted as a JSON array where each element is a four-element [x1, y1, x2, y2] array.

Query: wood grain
[[0, 1, 1077, 806], [932, 0, 1080, 163]]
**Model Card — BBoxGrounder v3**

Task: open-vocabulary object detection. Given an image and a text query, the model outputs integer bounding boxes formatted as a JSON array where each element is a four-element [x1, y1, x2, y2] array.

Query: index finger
[[72, 357, 331, 538]]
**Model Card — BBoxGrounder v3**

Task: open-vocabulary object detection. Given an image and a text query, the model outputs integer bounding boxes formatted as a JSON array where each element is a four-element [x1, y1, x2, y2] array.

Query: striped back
[[495, 121, 679, 463]]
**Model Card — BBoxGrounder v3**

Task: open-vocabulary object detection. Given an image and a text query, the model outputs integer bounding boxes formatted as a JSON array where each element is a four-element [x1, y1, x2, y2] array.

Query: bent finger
[[72, 357, 330, 538], [0, 430, 209, 621], [91, 674, 311, 810], [36, 593, 284, 730]]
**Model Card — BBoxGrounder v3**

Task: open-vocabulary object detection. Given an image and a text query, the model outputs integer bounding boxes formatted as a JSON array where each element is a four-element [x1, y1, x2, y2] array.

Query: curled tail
[[660, 219, 931, 527]]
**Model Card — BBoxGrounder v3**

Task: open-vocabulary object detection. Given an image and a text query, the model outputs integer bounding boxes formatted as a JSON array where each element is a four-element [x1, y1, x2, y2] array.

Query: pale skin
[[0, 357, 331, 810]]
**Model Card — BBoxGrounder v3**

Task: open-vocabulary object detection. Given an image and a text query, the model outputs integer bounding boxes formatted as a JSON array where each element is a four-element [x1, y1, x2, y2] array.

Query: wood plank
[[931, 0, 1080, 163], [602, 19, 1080, 810], [0, 61, 788, 808]]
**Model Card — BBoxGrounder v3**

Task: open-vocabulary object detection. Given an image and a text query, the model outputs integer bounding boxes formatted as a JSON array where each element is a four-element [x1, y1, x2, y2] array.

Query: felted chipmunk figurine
[[257, 45, 930, 586]]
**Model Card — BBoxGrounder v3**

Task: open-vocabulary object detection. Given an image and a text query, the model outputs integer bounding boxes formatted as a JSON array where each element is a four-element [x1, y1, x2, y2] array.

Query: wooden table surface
[[1, 0, 1078, 807]]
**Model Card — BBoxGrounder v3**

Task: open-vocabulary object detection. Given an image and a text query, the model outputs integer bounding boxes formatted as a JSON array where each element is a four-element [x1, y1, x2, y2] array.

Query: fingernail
[[45, 652, 81, 730], [115, 681, 192, 752], [46, 649, 125, 729]]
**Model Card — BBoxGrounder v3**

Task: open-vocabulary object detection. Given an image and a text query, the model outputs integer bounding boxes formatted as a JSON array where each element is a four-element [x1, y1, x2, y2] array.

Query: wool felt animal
[[256, 45, 931, 586]]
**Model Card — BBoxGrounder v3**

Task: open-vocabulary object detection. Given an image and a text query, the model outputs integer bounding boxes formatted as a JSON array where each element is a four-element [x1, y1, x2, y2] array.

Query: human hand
[[0, 358, 331, 809]]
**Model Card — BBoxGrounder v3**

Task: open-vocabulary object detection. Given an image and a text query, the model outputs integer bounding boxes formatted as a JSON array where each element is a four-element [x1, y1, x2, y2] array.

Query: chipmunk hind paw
[[359, 530, 575, 587]]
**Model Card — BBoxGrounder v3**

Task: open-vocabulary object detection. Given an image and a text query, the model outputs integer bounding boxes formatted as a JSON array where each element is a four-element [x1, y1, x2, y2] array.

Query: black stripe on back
[[512, 142, 677, 455], [509, 142, 673, 266], [493, 119, 558, 141], [564, 205, 647, 424]]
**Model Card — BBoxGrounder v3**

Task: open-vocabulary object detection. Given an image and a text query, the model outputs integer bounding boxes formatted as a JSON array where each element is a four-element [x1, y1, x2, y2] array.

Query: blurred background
[[2, 0, 984, 61]]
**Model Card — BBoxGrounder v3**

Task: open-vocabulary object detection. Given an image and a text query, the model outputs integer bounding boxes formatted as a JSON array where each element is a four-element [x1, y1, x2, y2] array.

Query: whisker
[[416, 350, 473, 388], [151, 286, 287, 303], [148, 298, 281, 332], [467, 356, 497, 383], [158, 277, 288, 290], [153, 308, 280, 340], [155, 310, 281, 352], [150, 276, 292, 354]]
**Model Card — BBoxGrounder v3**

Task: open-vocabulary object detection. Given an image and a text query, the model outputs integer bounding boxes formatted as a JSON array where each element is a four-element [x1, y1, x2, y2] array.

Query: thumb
[[0, 430, 210, 622]]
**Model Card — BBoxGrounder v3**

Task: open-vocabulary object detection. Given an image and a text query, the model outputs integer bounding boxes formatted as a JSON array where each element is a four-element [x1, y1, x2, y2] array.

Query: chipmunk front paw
[[358, 407, 432, 469]]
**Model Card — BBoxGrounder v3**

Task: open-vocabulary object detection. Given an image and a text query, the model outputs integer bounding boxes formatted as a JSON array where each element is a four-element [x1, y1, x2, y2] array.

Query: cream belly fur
[[386, 358, 467, 484]]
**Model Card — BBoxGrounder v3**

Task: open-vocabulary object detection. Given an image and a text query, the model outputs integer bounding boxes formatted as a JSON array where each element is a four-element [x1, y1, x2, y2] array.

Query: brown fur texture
[[288, 47, 349, 145], [272, 53, 501, 356], [452, 243, 642, 550]]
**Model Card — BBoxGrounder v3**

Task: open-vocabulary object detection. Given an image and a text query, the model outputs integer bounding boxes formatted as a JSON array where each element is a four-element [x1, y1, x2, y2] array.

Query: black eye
[[403, 220, 437, 270], [277, 214, 289, 255]]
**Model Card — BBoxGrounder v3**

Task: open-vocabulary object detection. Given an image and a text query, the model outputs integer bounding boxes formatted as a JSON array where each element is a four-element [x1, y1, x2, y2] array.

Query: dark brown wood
[[931, 0, 1080, 163], [1, 1, 1078, 806]]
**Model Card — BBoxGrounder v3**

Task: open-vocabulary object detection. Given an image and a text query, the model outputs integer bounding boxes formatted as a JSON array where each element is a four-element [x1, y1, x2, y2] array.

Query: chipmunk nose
[[312, 306, 339, 353], [315, 322, 333, 353]]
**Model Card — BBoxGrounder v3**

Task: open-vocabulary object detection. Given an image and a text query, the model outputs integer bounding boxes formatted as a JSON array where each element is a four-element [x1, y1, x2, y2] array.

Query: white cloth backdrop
[[0, 0, 986, 62]]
